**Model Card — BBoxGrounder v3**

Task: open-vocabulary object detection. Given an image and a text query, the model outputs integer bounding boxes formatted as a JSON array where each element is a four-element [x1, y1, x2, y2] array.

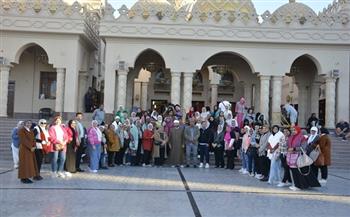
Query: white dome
[[272, 1, 317, 23], [128, 0, 175, 19], [184, 0, 257, 15]]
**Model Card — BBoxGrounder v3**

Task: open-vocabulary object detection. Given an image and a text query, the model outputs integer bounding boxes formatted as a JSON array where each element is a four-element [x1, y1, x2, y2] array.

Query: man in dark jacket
[[198, 121, 214, 168]]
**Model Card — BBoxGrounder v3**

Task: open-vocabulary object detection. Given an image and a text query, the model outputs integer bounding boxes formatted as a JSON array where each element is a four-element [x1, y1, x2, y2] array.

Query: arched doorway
[[283, 54, 322, 127], [10, 44, 55, 118], [196, 52, 258, 112], [126, 49, 170, 112]]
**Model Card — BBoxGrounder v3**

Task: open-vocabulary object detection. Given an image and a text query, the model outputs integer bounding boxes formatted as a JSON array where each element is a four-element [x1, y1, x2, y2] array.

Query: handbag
[[309, 145, 320, 162], [297, 148, 313, 168], [287, 152, 299, 168]]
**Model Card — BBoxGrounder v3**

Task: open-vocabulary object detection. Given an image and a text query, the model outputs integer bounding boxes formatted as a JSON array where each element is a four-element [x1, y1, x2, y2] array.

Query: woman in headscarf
[[287, 126, 320, 191], [87, 120, 102, 173], [267, 125, 284, 185], [65, 120, 80, 174], [306, 126, 320, 155], [277, 127, 292, 187], [142, 123, 154, 166], [105, 124, 120, 167], [49, 116, 69, 178], [18, 120, 38, 184], [213, 124, 225, 168], [33, 119, 50, 180], [11, 121, 24, 169], [313, 127, 331, 185], [235, 97, 246, 128], [153, 126, 168, 166], [155, 115, 163, 129]]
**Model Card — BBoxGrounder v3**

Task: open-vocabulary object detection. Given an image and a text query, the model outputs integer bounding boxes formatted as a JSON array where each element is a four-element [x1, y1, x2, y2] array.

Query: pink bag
[[287, 152, 299, 168]]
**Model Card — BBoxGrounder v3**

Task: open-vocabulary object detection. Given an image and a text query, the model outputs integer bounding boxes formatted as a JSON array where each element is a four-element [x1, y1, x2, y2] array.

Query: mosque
[[0, 0, 349, 128]]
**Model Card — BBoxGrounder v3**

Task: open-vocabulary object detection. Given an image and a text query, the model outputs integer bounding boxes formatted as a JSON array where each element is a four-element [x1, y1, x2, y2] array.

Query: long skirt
[[65, 143, 76, 173], [290, 166, 321, 189]]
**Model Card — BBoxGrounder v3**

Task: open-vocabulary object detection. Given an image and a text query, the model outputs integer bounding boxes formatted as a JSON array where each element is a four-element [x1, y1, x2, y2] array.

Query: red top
[[142, 129, 154, 151]]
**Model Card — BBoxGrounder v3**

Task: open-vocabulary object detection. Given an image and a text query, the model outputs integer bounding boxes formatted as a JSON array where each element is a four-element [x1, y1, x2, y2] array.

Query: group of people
[[11, 98, 331, 191]]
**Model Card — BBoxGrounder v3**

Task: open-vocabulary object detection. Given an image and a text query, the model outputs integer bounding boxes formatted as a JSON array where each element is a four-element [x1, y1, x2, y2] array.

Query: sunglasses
[[40, 122, 47, 124]]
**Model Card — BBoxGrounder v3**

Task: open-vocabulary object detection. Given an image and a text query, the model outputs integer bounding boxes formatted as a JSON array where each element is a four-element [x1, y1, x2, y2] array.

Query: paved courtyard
[[0, 161, 349, 217]]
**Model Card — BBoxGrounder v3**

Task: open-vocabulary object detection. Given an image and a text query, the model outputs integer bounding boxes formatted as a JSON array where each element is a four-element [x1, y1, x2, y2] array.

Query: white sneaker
[[205, 163, 209, 169], [255, 174, 262, 179], [289, 186, 300, 191], [14, 165, 19, 169], [242, 169, 249, 175], [89, 169, 98, 173], [64, 172, 72, 177], [180, 165, 184, 168], [319, 179, 327, 186], [142, 163, 146, 167], [199, 163, 204, 168], [249, 172, 255, 177], [57, 172, 66, 178], [238, 168, 243, 173], [51, 172, 58, 178], [277, 182, 288, 187]]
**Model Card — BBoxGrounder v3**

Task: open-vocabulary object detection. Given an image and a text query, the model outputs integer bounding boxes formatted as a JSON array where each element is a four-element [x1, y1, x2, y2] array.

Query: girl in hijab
[[156, 115, 163, 129], [213, 124, 225, 168], [267, 125, 284, 185], [142, 123, 154, 166], [87, 120, 102, 173], [65, 120, 80, 175], [287, 126, 320, 191], [306, 126, 319, 155]]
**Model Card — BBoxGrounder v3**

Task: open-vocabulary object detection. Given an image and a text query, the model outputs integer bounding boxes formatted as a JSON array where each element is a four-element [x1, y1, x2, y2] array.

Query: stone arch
[[133, 48, 166, 69], [288, 53, 322, 75], [200, 51, 256, 74], [13, 42, 52, 65]]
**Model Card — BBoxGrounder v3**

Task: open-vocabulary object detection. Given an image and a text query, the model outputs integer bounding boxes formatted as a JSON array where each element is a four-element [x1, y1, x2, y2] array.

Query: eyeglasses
[[40, 122, 47, 125]]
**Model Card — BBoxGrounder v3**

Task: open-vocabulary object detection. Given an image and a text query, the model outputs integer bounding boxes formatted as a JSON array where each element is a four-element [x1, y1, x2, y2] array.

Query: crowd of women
[[12, 98, 331, 191]]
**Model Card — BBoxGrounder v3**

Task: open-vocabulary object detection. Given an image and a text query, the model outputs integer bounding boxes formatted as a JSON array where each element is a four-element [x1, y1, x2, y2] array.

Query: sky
[[107, 0, 335, 16]]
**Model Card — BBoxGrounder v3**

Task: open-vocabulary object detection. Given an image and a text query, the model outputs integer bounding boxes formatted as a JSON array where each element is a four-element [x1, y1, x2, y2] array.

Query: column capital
[[325, 77, 337, 83], [259, 75, 271, 80], [56, 67, 65, 73], [118, 70, 128, 76], [171, 71, 182, 77], [183, 71, 194, 77], [272, 76, 284, 81], [0, 64, 13, 73]]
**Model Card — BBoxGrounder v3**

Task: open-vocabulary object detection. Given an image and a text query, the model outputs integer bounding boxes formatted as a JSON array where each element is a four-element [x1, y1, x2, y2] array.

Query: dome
[[128, 0, 175, 19], [183, 0, 257, 15], [272, 0, 317, 24]]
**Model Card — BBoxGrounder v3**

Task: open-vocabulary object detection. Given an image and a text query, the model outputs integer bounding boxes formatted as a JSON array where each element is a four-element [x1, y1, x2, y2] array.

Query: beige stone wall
[[9, 49, 56, 114]]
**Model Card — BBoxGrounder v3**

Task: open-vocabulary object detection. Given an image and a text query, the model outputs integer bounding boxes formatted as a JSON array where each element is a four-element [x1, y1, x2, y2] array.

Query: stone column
[[325, 77, 336, 129], [211, 84, 218, 109], [55, 68, 65, 113], [171, 72, 181, 105], [0, 65, 11, 117], [271, 76, 283, 126], [133, 79, 141, 108], [117, 70, 128, 110], [297, 84, 308, 127], [78, 71, 89, 112], [243, 83, 252, 108], [259, 75, 270, 123], [182, 72, 194, 113], [310, 82, 321, 117], [141, 82, 149, 110]]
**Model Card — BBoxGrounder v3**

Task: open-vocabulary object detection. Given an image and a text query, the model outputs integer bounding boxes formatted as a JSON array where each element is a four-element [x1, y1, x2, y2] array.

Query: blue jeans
[[51, 150, 66, 172], [241, 149, 249, 169], [89, 144, 101, 170], [268, 157, 282, 184], [199, 145, 209, 164]]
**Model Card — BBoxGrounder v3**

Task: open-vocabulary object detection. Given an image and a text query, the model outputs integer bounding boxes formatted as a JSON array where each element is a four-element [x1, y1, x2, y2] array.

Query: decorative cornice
[[99, 21, 350, 45]]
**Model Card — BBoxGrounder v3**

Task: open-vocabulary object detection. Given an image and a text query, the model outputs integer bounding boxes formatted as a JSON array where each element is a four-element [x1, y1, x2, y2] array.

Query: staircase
[[1, 116, 349, 170], [329, 133, 350, 169]]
